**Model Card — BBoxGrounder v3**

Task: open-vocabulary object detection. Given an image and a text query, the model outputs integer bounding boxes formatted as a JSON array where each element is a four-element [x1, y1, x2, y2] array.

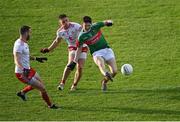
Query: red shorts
[[15, 68, 36, 84], [68, 46, 88, 52]]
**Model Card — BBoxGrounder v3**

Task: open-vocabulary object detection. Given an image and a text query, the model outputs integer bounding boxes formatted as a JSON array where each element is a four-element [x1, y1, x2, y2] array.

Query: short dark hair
[[59, 14, 67, 19], [20, 25, 31, 35], [83, 16, 92, 23]]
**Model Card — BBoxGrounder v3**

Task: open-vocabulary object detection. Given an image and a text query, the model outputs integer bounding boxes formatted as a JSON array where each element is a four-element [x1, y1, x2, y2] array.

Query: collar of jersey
[[82, 26, 92, 33]]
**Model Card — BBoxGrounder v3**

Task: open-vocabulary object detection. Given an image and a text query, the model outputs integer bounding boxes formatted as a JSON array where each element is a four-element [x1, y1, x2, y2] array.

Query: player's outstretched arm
[[41, 36, 62, 53], [103, 20, 113, 26], [93, 20, 113, 30]]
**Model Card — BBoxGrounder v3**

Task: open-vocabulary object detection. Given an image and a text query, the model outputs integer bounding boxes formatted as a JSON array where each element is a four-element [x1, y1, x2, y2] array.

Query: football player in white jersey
[[13, 25, 58, 109], [41, 14, 88, 91]]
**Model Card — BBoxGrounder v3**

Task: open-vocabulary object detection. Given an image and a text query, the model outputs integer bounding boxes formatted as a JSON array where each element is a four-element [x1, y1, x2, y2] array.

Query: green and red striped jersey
[[77, 22, 109, 54]]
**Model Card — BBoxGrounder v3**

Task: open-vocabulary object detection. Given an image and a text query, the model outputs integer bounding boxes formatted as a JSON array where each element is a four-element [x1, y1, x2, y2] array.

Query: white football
[[121, 64, 133, 75]]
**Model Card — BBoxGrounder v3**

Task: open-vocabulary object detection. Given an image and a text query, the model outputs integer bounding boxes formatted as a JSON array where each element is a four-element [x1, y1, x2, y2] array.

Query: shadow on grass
[[61, 106, 180, 116], [68, 87, 180, 94]]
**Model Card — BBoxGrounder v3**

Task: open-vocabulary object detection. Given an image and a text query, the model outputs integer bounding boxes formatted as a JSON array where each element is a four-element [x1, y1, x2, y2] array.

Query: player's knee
[[98, 62, 104, 68]]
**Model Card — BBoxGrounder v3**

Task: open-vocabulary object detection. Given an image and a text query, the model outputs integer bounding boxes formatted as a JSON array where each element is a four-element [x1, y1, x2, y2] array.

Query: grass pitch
[[0, 0, 180, 120]]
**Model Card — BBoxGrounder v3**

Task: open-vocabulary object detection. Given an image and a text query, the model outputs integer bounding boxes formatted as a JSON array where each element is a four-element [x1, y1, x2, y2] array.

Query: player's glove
[[67, 61, 76, 71], [36, 57, 48, 63], [40, 48, 50, 53], [23, 68, 30, 78], [106, 20, 113, 26]]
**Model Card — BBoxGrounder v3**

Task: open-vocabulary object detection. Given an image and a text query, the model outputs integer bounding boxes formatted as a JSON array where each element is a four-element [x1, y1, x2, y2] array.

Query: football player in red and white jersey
[[13, 25, 58, 109], [41, 14, 88, 91]]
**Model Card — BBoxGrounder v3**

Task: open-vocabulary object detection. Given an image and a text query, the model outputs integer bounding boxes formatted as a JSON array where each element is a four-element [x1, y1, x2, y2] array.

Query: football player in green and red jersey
[[67, 16, 118, 91]]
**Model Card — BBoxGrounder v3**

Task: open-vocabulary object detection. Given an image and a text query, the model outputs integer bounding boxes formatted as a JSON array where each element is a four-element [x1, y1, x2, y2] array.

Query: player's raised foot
[[105, 72, 113, 82], [17, 91, 27, 101], [70, 85, 77, 91], [57, 83, 64, 91], [101, 81, 107, 92], [49, 104, 59, 109]]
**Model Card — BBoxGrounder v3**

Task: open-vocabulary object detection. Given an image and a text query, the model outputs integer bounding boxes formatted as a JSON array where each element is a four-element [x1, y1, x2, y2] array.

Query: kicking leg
[[93, 56, 113, 91], [101, 58, 118, 91], [106, 58, 118, 78], [93, 56, 107, 76], [93, 56, 113, 81]]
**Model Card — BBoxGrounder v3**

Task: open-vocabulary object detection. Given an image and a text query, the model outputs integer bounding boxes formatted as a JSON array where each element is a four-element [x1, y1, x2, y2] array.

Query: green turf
[[0, 0, 180, 120]]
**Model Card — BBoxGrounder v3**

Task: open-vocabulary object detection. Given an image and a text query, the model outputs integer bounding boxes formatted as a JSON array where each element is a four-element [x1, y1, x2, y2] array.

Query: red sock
[[41, 92, 52, 106], [22, 85, 33, 93]]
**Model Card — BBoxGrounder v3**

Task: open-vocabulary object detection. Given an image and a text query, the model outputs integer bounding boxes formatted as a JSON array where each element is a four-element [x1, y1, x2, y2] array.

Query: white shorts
[[69, 50, 87, 59], [92, 48, 115, 61]]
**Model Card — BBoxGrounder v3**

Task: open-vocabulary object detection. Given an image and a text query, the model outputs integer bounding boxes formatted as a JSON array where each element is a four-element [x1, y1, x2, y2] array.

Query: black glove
[[106, 22, 113, 26], [67, 61, 76, 71], [106, 20, 113, 26], [23, 68, 30, 78], [40, 48, 49, 53], [36, 57, 48, 63]]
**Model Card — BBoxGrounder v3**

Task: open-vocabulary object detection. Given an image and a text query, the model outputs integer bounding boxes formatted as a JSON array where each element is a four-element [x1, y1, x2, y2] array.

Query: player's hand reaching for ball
[[67, 61, 76, 71], [35, 57, 48, 63], [40, 48, 50, 53]]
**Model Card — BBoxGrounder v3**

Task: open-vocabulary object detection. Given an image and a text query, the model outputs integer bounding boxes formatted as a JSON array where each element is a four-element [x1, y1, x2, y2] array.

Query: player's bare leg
[[101, 58, 118, 91], [93, 56, 114, 91], [71, 58, 85, 91], [93, 56, 107, 75], [31, 73, 58, 109], [57, 67, 71, 90], [58, 52, 74, 90], [93, 56, 113, 80], [106, 58, 118, 78]]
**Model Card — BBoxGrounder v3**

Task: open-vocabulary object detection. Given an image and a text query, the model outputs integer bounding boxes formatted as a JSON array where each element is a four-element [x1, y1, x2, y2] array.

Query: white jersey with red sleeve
[[13, 39, 30, 73], [56, 22, 87, 50]]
